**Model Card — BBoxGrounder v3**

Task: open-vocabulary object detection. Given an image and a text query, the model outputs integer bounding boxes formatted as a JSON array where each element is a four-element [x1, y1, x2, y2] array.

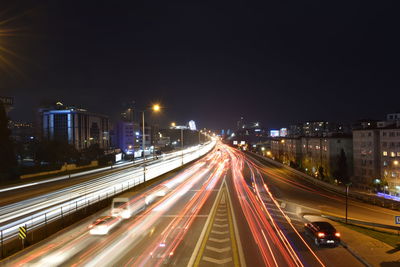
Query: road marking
[[188, 178, 244, 267], [213, 223, 228, 228], [206, 246, 231, 253], [202, 256, 232, 264], [225, 181, 245, 267], [187, 177, 226, 267], [211, 230, 229, 235], [209, 237, 230, 243]]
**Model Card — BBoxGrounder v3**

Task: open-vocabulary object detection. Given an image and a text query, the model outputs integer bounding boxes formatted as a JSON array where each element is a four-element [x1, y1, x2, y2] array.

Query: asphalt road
[[1, 144, 370, 266], [245, 152, 398, 227]]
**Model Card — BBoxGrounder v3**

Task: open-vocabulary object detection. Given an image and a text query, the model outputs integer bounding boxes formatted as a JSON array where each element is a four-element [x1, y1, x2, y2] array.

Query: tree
[[318, 166, 325, 180], [334, 149, 349, 184], [35, 140, 79, 165], [0, 102, 17, 181], [82, 144, 104, 161]]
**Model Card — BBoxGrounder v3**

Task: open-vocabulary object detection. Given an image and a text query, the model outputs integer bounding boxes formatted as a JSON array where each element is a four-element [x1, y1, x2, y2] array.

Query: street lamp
[[199, 130, 202, 145], [345, 182, 352, 224], [180, 127, 184, 165], [142, 103, 161, 182]]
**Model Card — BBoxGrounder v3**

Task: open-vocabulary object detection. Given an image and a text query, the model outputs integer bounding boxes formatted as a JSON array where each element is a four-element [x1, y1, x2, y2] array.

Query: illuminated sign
[[280, 128, 288, 137], [115, 153, 122, 162], [254, 129, 261, 132], [270, 130, 279, 137], [188, 120, 197, 131]]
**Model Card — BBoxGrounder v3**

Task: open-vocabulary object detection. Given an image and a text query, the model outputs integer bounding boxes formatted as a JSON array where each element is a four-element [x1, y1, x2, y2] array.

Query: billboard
[[280, 128, 288, 137], [270, 130, 279, 137]]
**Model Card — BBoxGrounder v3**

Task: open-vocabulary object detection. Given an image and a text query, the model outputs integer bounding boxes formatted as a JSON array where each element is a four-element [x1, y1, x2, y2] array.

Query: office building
[[39, 102, 110, 151]]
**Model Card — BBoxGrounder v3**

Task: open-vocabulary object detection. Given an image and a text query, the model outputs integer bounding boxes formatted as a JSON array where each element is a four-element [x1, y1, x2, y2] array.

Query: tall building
[[39, 102, 110, 151]]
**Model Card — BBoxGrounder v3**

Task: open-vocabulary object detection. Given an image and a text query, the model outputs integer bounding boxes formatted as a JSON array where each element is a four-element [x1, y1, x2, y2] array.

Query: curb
[[340, 240, 373, 267]]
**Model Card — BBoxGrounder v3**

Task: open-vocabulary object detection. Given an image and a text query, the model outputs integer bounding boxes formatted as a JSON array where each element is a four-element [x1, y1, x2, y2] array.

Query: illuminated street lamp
[[394, 160, 399, 166], [171, 122, 176, 127]]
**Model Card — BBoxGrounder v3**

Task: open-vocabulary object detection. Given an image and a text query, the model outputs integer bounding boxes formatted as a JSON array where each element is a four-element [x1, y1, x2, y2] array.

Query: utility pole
[[181, 128, 184, 165], [345, 182, 351, 224], [142, 111, 146, 183]]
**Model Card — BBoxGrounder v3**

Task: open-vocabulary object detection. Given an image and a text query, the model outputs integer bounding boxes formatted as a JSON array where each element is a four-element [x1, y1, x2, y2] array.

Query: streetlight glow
[[171, 122, 176, 127], [152, 104, 161, 112]]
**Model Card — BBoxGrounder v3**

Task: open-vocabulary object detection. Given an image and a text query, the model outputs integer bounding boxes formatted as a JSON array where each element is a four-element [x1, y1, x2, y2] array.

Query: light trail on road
[[226, 146, 325, 267]]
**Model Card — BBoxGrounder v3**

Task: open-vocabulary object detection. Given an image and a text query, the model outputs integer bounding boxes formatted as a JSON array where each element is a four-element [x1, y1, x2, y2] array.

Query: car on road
[[88, 216, 120, 235], [304, 221, 341, 247]]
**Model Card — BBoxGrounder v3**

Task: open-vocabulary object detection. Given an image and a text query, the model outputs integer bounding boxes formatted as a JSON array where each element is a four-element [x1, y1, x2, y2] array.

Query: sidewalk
[[304, 215, 400, 267]]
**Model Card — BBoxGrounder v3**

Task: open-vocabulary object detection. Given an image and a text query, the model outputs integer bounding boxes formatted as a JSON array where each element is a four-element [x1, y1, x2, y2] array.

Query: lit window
[[383, 151, 388, 156], [391, 152, 396, 157]]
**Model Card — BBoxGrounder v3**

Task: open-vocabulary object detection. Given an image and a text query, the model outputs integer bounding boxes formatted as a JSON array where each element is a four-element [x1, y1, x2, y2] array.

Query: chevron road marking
[[202, 256, 232, 264]]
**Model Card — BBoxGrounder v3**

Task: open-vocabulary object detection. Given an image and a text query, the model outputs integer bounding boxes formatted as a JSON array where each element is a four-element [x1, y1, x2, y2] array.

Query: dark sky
[[2, 0, 400, 130]]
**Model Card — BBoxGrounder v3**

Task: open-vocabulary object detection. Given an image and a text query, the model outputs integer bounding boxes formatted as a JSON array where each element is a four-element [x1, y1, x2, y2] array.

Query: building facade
[[270, 138, 302, 166], [352, 114, 400, 194], [352, 129, 381, 190], [39, 103, 110, 151], [380, 128, 400, 194], [300, 136, 353, 179]]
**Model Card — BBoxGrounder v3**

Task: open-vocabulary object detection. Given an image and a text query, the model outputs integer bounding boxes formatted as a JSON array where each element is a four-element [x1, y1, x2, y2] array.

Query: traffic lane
[[114, 181, 223, 266], [243, 154, 364, 267], [70, 155, 226, 266], [225, 171, 266, 267], [94, 162, 226, 266], [252, 157, 397, 226], [242, 162, 326, 267]]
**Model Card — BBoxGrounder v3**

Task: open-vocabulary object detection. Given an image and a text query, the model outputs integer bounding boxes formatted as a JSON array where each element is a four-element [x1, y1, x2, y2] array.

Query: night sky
[[2, 1, 400, 130]]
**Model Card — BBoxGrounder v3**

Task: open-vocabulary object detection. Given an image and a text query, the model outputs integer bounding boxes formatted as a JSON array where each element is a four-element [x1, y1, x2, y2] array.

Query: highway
[[0, 143, 214, 243], [1, 143, 370, 266], [245, 152, 398, 227]]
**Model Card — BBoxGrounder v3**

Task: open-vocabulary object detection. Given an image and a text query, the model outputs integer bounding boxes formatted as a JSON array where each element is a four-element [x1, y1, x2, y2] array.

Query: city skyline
[[2, 1, 400, 129]]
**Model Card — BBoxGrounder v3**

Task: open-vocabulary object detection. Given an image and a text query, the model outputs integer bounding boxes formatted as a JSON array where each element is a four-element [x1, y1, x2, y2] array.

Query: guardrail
[[0, 142, 215, 247]]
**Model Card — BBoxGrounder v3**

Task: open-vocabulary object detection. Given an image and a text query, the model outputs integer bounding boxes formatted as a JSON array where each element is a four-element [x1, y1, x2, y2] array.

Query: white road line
[[211, 230, 229, 235], [213, 223, 228, 228], [205, 246, 231, 253], [202, 256, 232, 264], [209, 237, 230, 243]]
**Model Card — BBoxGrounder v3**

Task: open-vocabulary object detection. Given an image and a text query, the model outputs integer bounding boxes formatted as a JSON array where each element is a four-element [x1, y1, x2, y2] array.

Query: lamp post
[[181, 128, 184, 165], [345, 182, 352, 224], [142, 104, 161, 183], [198, 130, 201, 145]]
